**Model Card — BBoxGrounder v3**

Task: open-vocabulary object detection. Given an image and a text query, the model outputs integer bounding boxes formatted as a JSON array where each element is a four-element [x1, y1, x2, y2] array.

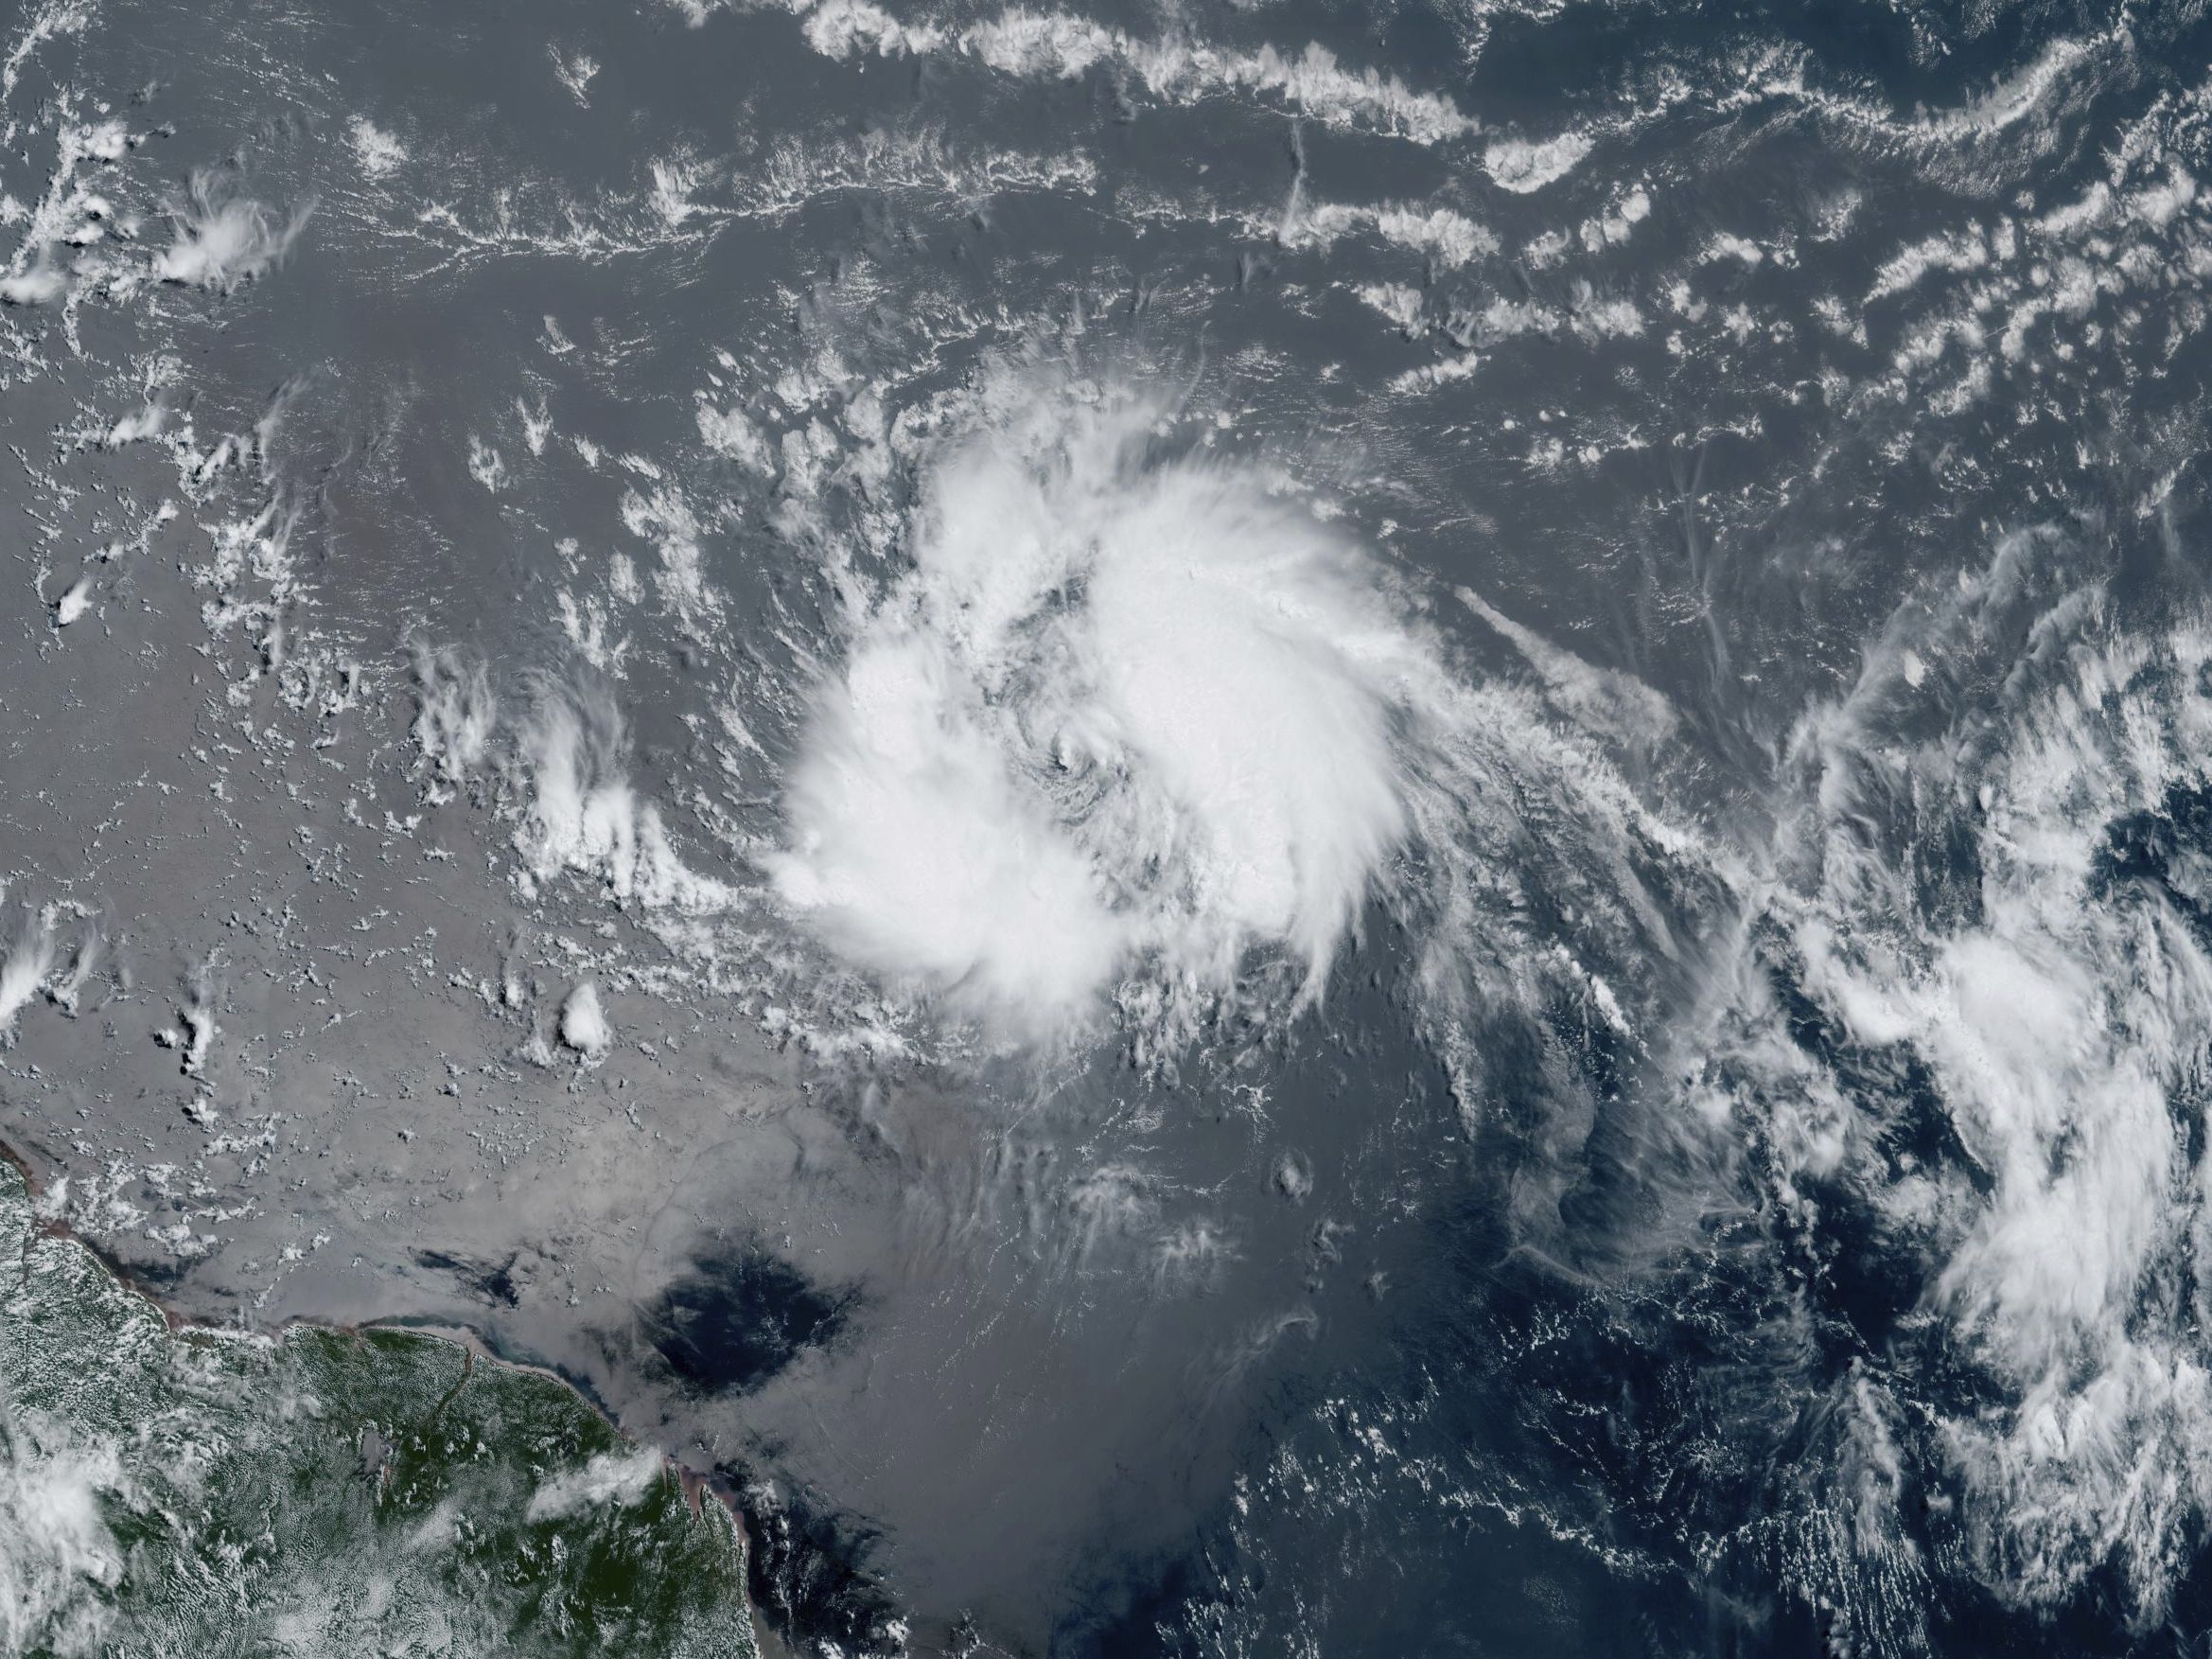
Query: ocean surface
[[4, 1, 2212, 1654]]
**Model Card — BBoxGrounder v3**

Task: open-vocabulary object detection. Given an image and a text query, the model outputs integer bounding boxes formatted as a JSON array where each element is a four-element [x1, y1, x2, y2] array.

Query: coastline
[[0, 1127, 788, 1659]]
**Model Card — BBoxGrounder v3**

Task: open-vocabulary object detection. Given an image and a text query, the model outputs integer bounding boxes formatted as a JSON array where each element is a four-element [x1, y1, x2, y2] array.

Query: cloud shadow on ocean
[[645, 1238, 858, 1397]]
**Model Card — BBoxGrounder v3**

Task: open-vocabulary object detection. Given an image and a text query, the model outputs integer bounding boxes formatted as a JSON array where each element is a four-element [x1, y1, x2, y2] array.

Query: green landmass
[[0, 1156, 758, 1658]]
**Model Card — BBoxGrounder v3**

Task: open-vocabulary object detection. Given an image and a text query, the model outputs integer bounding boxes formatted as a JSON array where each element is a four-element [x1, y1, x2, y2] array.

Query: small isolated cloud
[[0, 909, 58, 1045], [347, 116, 407, 180], [557, 980, 610, 1059], [154, 172, 313, 292], [524, 1448, 662, 1522]]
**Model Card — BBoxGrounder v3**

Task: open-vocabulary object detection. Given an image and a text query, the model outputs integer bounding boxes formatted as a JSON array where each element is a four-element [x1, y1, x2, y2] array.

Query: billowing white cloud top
[[769, 389, 1433, 1039]]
